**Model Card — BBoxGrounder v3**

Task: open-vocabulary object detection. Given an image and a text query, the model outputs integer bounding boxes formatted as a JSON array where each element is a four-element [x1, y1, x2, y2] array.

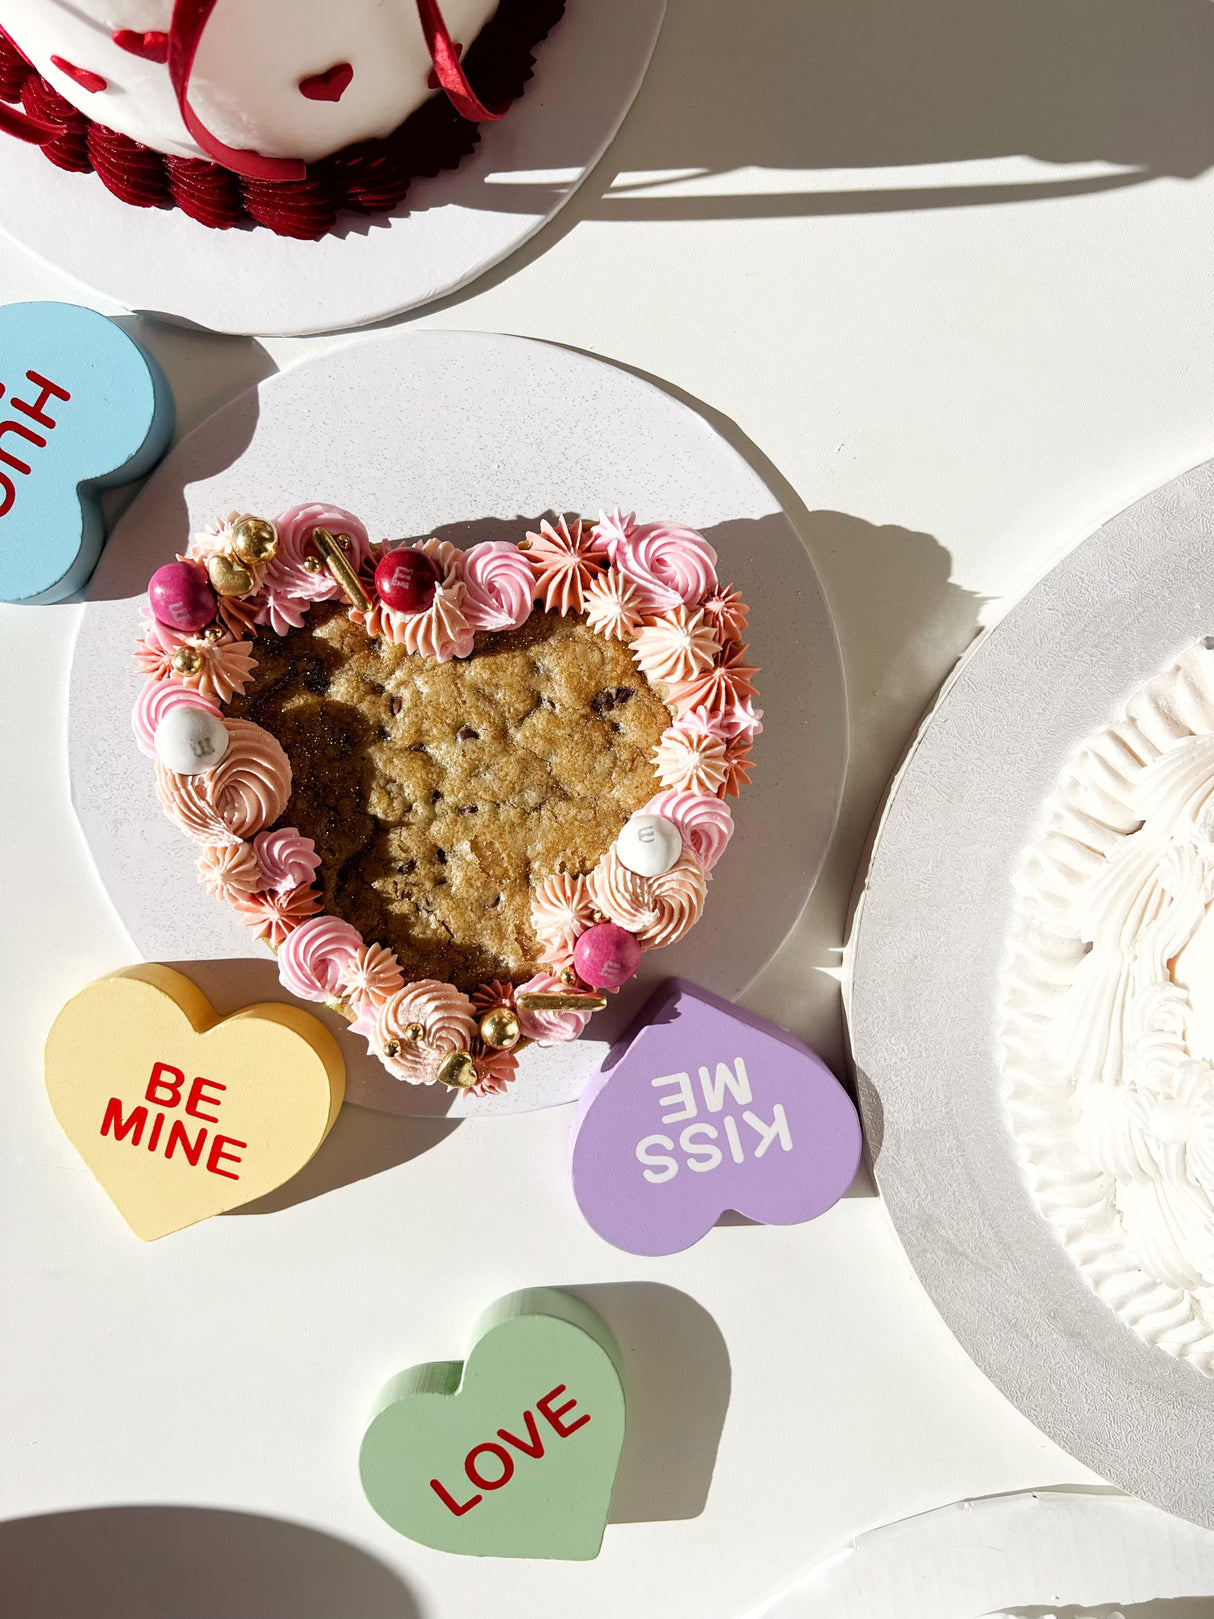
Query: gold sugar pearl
[[207, 553, 254, 597], [403, 1022, 425, 1044], [231, 515, 279, 567], [336, 533, 351, 551], [591, 910, 607, 925], [437, 1050, 477, 1090], [303, 554, 324, 574], [171, 645, 203, 676], [479, 1007, 521, 1051], [516, 538, 531, 550], [560, 967, 578, 986], [202, 623, 226, 643], [383, 1039, 401, 1060]]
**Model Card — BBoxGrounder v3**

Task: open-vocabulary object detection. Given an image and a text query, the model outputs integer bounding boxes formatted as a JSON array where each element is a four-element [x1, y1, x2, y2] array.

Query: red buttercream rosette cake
[[133, 505, 761, 1096]]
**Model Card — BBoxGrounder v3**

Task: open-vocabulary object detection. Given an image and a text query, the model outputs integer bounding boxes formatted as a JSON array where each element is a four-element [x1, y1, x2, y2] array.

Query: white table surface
[[9, 0, 1214, 1613]]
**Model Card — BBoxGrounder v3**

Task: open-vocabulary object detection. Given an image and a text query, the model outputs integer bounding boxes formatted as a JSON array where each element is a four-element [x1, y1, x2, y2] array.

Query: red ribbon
[[167, 0, 307, 182], [168, 0, 505, 180], [0, 98, 64, 145], [414, 0, 505, 122]]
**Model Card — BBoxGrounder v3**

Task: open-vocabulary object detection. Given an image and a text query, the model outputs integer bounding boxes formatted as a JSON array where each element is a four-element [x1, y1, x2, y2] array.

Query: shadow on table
[[569, 1281, 731, 1524], [229, 1100, 462, 1217], [420, 0, 1214, 315], [593, 0, 1214, 211], [0, 1505, 420, 1619], [80, 325, 276, 606]]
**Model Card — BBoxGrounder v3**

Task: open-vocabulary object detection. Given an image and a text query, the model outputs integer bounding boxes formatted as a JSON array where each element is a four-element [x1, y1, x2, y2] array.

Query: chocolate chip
[[300, 658, 329, 693], [390, 695, 404, 716], [436, 849, 447, 864], [614, 686, 634, 704], [590, 689, 617, 715], [457, 725, 479, 741]]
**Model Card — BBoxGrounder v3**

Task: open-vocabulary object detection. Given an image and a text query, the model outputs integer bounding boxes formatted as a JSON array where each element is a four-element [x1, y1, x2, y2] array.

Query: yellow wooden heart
[[45, 964, 345, 1240]]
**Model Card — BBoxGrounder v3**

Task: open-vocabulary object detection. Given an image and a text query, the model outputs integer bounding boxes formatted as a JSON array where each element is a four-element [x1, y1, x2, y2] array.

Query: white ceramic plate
[[70, 327, 846, 1118], [846, 457, 1214, 1526], [0, 0, 664, 336]]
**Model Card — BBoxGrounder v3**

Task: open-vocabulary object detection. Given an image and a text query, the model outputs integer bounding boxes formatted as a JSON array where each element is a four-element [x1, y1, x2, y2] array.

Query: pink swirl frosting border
[[137, 502, 759, 1087]]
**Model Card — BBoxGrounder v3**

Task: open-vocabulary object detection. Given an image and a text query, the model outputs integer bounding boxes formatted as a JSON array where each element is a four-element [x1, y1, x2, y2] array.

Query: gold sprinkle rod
[[515, 993, 608, 1013], [312, 526, 372, 613]]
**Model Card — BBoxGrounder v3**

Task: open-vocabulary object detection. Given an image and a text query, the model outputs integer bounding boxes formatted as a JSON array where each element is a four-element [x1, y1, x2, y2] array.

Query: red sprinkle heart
[[298, 62, 353, 103], [49, 55, 107, 94], [112, 29, 170, 65]]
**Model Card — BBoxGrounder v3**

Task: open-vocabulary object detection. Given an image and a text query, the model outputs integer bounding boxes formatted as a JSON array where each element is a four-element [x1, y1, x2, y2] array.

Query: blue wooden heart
[[0, 302, 173, 603]]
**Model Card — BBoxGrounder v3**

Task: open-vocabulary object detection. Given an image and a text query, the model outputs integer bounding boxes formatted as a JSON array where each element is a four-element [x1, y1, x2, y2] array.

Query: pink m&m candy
[[574, 923, 642, 990], [375, 547, 441, 615], [148, 560, 216, 633]]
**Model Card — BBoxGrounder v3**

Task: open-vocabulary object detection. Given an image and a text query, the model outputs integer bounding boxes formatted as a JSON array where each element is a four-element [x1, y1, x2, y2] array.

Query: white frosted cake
[[0, 0, 564, 235], [0, 0, 499, 160], [1001, 640, 1214, 1374]]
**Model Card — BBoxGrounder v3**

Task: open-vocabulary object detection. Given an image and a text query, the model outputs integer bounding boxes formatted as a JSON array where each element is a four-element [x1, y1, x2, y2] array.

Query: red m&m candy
[[375, 547, 441, 615]]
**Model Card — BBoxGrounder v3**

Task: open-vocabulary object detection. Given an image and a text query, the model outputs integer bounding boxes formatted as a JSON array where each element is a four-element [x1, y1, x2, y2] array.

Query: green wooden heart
[[359, 1288, 625, 1560]]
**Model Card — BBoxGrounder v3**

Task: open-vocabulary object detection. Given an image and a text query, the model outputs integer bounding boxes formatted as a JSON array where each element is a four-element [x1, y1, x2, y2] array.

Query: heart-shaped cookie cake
[[132, 505, 761, 1097]]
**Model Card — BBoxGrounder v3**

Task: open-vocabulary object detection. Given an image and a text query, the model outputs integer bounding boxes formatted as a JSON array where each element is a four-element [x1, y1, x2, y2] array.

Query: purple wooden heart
[[570, 979, 861, 1256]]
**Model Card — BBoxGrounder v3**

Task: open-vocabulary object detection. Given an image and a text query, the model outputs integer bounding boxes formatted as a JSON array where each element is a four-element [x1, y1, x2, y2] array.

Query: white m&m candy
[[154, 706, 230, 776], [617, 813, 682, 877]]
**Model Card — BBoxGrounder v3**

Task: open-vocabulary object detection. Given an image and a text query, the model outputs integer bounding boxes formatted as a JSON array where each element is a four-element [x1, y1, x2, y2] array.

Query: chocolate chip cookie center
[[227, 606, 672, 991]]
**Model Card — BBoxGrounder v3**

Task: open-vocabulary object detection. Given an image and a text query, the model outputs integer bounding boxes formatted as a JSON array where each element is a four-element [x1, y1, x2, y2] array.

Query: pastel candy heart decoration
[[359, 1288, 625, 1561], [0, 302, 173, 603], [570, 979, 862, 1256], [45, 965, 344, 1240]]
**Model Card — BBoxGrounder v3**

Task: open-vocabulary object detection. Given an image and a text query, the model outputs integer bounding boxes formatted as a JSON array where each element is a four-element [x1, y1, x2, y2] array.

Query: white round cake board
[[755, 1491, 1214, 1619], [70, 327, 846, 1119], [0, 0, 664, 337], [846, 457, 1214, 1526]]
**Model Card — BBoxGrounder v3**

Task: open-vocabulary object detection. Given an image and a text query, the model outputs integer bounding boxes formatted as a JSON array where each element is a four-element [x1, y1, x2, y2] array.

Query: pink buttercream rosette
[[462, 541, 535, 632], [136, 502, 759, 1091], [598, 509, 718, 615], [255, 503, 372, 635], [354, 538, 474, 662], [516, 973, 597, 1046]]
